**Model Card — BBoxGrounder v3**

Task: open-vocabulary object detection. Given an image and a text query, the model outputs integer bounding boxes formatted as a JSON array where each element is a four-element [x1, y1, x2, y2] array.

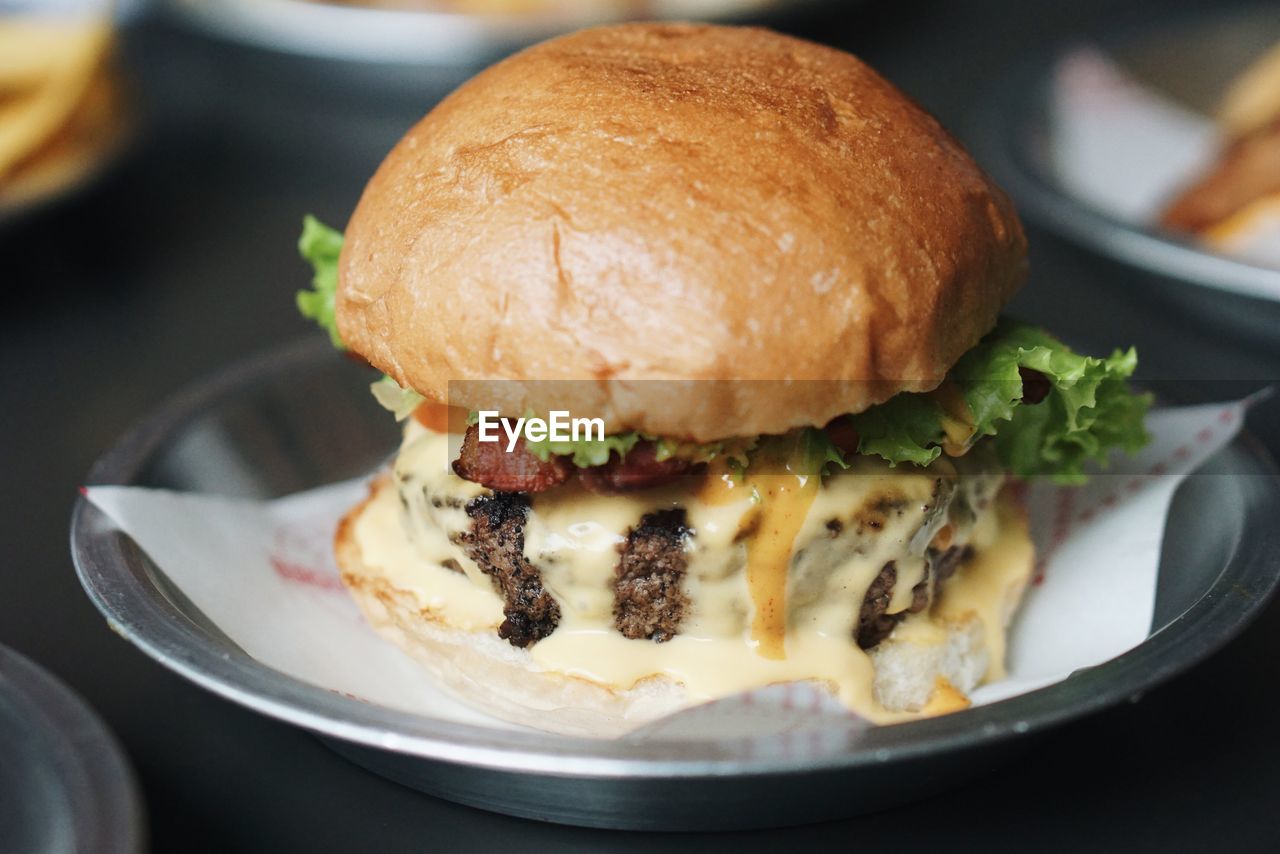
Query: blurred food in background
[[1161, 41, 1280, 256], [974, 7, 1280, 345], [1041, 16, 1280, 274], [303, 0, 770, 15], [169, 0, 807, 65], [326, 0, 657, 11], [0, 11, 128, 218]]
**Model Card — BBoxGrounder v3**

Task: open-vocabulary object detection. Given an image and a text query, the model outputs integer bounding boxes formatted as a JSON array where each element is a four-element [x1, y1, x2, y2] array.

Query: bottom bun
[[335, 476, 1033, 738], [336, 486, 689, 737]]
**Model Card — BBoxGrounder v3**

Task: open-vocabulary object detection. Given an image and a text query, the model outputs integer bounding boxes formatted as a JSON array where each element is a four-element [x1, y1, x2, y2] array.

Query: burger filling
[[353, 419, 1018, 719], [397, 423, 1005, 652], [301, 218, 1152, 720]]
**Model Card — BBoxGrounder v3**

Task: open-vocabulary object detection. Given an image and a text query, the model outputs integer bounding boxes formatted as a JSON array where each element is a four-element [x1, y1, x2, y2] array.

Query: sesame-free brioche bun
[[336, 23, 1026, 442]]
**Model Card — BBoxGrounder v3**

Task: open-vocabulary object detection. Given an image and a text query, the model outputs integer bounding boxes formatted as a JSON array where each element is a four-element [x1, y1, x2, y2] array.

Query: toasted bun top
[[337, 23, 1026, 441]]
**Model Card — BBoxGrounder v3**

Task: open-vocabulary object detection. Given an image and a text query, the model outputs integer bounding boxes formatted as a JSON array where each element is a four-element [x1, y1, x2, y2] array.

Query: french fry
[[1218, 41, 1280, 140], [0, 18, 107, 93], [0, 17, 110, 180], [0, 67, 125, 212]]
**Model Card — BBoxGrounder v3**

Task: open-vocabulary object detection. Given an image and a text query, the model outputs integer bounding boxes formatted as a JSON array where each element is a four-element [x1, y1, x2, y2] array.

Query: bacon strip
[[578, 442, 704, 495], [1018, 367, 1051, 405], [451, 425, 571, 493], [451, 427, 701, 495], [1161, 120, 1280, 234], [823, 415, 861, 457]]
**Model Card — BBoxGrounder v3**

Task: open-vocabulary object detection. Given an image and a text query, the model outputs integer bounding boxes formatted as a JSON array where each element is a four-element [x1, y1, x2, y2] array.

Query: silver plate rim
[[71, 338, 1280, 778], [0, 645, 146, 854]]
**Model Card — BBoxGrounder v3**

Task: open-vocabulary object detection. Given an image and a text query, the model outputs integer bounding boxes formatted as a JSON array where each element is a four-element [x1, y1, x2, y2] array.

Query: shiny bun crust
[[336, 23, 1027, 441]]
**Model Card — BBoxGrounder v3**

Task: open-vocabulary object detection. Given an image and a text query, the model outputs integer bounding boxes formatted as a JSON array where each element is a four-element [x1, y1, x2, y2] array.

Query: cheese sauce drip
[[742, 468, 819, 660], [374, 420, 1020, 721]]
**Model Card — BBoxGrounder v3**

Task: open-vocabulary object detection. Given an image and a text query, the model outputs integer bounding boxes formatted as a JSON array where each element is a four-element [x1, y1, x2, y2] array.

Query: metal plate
[[71, 339, 1280, 829], [970, 5, 1280, 345], [0, 646, 144, 853], [166, 0, 830, 66]]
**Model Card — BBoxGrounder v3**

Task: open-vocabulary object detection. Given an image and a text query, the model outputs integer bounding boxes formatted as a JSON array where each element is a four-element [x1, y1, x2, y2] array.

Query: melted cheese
[[743, 470, 818, 659], [934, 496, 1034, 681], [351, 475, 503, 630], [361, 421, 1027, 723]]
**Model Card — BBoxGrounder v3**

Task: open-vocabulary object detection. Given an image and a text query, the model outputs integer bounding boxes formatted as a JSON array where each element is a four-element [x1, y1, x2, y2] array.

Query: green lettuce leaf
[[523, 430, 734, 469], [296, 216, 345, 348], [652, 436, 735, 465], [370, 376, 426, 422], [849, 321, 1150, 483], [298, 219, 429, 421], [744, 428, 849, 479], [796, 427, 851, 475], [846, 393, 946, 468], [524, 431, 643, 468]]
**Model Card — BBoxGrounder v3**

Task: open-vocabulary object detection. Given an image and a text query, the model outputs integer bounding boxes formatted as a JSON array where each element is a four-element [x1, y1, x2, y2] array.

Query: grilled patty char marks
[[460, 492, 561, 647], [614, 509, 690, 642], [855, 545, 972, 649], [857, 562, 901, 649]]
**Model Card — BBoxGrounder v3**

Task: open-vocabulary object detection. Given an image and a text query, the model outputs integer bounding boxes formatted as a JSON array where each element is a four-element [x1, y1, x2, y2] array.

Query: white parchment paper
[[86, 400, 1248, 735]]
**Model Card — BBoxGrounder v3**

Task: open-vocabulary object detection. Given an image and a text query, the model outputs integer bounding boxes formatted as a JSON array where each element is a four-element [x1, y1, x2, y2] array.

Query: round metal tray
[[0, 646, 145, 853], [71, 339, 1280, 829], [971, 5, 1280, 345]]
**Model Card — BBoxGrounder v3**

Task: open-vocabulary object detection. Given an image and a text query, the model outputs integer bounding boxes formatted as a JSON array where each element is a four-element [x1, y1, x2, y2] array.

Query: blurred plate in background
[[167, 0, 829, 65], [0, 646, 143, 854], [973, 5, 1280, 346], [0, 5, 133, 225]]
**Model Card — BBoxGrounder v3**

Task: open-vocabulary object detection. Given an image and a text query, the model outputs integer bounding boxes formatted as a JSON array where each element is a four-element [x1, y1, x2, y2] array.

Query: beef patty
[[459, 492, 972, 651], [614, 509, 690, 642], [460, 492, 561, 648], [855, 545, 973, 649]]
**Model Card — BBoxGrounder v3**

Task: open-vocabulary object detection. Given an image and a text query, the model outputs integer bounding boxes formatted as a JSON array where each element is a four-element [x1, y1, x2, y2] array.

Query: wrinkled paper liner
[[87, 401, 1247, 741]]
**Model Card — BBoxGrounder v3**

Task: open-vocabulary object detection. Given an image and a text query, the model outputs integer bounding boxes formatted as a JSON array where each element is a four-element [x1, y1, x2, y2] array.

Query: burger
[[295, 23, 1149, 736]]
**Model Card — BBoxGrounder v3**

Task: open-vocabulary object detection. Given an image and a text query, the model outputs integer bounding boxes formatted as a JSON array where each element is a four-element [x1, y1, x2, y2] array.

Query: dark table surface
[[5, 0, 1280, 850]]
